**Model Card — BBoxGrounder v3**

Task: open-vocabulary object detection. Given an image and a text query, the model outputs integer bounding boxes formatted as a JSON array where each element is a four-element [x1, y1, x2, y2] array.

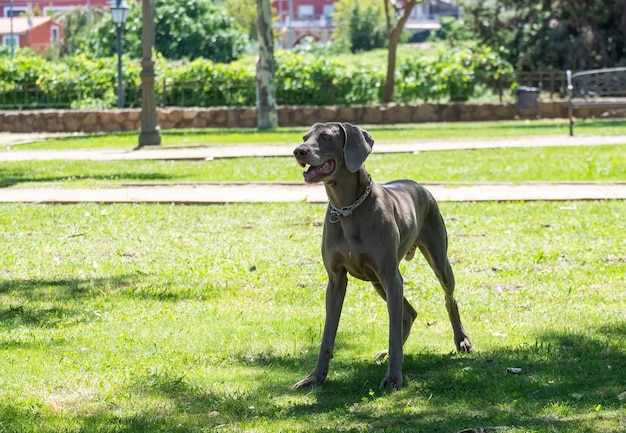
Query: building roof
[[0, 17, 57, 35]]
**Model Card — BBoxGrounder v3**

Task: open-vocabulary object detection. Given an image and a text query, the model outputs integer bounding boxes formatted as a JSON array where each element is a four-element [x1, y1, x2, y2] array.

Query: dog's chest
[[324, 224, 378, 281]]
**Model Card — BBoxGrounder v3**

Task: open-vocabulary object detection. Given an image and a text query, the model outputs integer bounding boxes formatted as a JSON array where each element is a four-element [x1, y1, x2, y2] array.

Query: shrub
[[275, 52, 384, 105], [0, 47, 514, 109], [397, 46, 515, 102]]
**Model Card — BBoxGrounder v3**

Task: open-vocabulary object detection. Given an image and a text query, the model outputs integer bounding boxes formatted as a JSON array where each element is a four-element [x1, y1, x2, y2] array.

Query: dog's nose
[[293, 145, 309, 158]]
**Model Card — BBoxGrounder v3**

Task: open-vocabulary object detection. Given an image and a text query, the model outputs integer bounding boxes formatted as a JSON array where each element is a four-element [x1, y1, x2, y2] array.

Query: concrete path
[[1, 134, 626, 162], [1, 133, 625, 204], [1, 182, 625, 204]]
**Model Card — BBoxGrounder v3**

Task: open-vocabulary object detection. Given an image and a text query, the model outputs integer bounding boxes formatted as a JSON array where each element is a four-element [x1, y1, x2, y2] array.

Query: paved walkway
[[2, 182, 625, 204], [1, 133, 625, 204], [2, 134, 626, 161]]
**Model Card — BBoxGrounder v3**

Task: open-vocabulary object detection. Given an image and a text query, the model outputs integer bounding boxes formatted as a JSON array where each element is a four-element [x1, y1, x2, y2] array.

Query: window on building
[[322, 4, 334, 25], [51, 25, 60, 43], [323, 4, 334, 18], [3, 7, 27, 17], [298, 5, 314, 19], [43, 6, 74, 16], [2, 35, 19, 48]]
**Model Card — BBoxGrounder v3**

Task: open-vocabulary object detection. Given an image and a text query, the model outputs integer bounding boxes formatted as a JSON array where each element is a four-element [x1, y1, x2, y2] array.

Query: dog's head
[[293, 122, 374, 184]]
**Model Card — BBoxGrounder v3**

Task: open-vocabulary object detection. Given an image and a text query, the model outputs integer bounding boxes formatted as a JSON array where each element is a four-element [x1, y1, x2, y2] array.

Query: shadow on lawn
[[0, 274, 139, 332], [0, 169, 174, 187], [13, 323, 618, 433]]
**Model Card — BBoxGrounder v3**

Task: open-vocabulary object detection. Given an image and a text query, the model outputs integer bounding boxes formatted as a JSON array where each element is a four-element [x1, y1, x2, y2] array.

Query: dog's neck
[[324, 168, 372, 211]]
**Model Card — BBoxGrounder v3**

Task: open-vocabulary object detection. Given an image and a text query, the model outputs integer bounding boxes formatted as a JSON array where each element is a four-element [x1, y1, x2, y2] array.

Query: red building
[[0, 1, 116, 51], [0, 16, 63, 51], [0, 0, 112, 17], [272, 0, 461, 48]]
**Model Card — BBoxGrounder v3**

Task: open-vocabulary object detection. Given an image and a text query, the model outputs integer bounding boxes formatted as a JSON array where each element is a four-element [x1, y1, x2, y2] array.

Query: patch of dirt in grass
[[479, 283, 523, 293], [45, 387, 96, 413]]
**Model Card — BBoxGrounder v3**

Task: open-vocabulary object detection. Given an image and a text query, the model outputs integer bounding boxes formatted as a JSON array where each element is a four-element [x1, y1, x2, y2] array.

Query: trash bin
[[516, 86, 540, 109]]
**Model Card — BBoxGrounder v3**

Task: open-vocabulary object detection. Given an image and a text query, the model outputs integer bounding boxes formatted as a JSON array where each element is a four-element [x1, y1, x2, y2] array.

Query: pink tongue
[[304, 161, 331, 181], [304, 166, 321, 181]]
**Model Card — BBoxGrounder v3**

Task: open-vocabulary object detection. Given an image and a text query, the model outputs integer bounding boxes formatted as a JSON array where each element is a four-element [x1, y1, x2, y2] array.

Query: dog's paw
[[372, 349, 389, 362], [457, 337, 473, 353], [293, 373, 323, 389], [379, 373, 403, 390]]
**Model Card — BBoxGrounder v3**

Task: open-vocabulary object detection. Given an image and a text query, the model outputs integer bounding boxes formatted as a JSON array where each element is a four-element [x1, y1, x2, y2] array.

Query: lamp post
[[137, 0, 161, 148], [111, 1, 129, 109]]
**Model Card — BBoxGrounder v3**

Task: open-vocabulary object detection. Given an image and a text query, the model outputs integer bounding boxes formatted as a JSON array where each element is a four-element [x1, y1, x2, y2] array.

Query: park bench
[[566, 67, 626, 136]]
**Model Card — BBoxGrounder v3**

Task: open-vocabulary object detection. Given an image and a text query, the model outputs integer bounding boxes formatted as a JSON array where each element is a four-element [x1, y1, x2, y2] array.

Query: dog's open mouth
[[300, 159, 336, 183]]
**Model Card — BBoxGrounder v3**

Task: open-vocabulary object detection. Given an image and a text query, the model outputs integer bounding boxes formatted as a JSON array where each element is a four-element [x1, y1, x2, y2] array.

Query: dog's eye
[[322, 133, 330, 140]]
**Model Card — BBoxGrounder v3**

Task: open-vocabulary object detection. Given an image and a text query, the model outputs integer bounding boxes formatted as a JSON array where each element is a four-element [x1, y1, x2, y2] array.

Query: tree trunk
[[256, 0, 278, 129], [382, 0, 418, 103]]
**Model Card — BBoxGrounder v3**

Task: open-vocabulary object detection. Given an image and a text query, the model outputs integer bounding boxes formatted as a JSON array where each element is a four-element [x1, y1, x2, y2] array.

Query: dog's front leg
[[294, 271, 348, 389], [379, 271, 405, 389]]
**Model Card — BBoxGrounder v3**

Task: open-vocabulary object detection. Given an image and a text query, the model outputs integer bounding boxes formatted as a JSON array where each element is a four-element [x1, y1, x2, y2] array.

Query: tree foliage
[[62, 0, 248, 62], [332, 0, 385, 52], [57, 7, 107, 57], [462, 0, 626, 70], [223, 0, 259, 41], [348, 5, 388, 53]]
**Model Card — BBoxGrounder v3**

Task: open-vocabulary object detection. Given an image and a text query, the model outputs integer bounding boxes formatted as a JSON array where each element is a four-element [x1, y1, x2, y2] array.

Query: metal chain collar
[[328, 174, 372, 224]]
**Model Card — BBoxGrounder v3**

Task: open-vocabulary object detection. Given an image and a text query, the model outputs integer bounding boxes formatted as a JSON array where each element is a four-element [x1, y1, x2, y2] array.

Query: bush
[[0, 47, 514, 109], [397, 46, 515, 102], [275, 52, 384, 105], [162, 59, 255, 106]]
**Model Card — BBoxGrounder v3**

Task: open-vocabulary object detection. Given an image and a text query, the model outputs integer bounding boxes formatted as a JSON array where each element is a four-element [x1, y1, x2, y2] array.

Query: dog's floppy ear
[[341, 123, 374, 172]]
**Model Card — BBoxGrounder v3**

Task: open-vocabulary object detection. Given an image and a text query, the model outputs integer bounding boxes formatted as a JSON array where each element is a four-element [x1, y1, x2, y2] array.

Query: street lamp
[[111, 1, 129, 109], [137, 0, 161, 148]]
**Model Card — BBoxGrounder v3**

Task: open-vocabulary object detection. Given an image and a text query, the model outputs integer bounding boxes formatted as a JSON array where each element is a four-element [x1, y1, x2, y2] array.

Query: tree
[[331, 0, 414, 102], [72, 0, 248, 62], [332, 0, 384, 51], [382, 0, 419, 103], [224, 0, 259, 41], [462, 0, 626, 70], [57, 7, 107, 56], [348, 4, 388, 52], [256, 0, 278, 129]]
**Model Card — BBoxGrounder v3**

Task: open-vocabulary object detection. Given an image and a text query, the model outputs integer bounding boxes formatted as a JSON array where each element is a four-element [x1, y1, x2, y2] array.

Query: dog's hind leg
[[417, 209, 473, 353]]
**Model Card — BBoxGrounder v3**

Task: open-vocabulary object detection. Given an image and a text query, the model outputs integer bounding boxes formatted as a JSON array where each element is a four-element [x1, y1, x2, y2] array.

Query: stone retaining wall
[[0, 101, 621, 133]]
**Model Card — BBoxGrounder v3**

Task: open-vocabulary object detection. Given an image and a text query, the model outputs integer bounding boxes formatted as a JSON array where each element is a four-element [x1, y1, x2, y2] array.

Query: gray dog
[[292, 122, 472, 389]]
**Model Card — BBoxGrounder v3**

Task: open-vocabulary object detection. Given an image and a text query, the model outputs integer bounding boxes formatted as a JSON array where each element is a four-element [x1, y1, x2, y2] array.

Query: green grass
[[1, 122, 626, 432], [2, 143, 625, 188], [1, 200, 625, 432], [6, 119, 626, 151]]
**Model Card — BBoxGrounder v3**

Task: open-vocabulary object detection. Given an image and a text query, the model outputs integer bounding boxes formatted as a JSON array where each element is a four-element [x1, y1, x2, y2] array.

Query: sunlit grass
[[2, 143, 624, 188], [1, 200, 625, 432], [6, 119, 626, 151], [1, 121, 625, 432]]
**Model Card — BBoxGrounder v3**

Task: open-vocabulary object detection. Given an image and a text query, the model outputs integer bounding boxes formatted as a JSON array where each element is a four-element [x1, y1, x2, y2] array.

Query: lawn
[[1, 143, 626, 188], [1, 121, 625, 432], [5, 119, 626, 151], [0, 201, 625, 432]]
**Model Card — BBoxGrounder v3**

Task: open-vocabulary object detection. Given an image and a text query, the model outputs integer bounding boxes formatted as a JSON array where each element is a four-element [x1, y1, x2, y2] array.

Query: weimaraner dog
[[292, 122, 472, 389]]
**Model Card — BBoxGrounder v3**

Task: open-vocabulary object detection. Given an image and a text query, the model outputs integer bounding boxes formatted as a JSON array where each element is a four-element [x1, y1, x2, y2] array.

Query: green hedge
[[0, 46, 514, 109]]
